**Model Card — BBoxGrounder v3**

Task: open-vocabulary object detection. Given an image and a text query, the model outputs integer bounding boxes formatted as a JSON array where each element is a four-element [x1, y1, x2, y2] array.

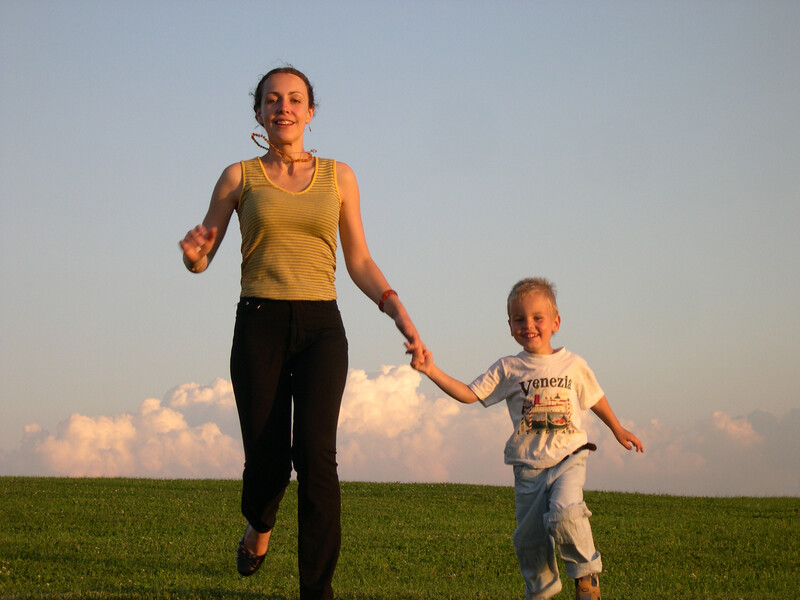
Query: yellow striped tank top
[[237, 157, 341, 300]]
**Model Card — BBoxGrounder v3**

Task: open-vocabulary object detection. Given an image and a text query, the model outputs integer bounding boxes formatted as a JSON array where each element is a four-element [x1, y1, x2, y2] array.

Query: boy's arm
[[412, 349, 480, 404], [591, 396, 644, 452]]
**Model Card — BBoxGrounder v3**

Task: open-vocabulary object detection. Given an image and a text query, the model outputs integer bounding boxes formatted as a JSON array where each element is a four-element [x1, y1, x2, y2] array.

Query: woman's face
[[255, 72, 314, 143]]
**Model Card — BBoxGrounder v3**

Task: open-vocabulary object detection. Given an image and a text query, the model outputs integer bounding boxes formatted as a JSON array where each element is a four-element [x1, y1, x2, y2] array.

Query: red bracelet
[[378, 289, 398, 312]]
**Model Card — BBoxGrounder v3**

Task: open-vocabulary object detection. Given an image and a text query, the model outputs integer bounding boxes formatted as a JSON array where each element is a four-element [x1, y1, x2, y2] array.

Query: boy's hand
[[410, 349, 481, 405], [591, 397, 644, 453], [410, 348, 434, 375], [614, 428, 644, 453]]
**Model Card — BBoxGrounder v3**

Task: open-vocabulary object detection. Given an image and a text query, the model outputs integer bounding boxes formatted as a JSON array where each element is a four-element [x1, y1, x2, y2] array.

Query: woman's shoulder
[[332, 159, 357, 188], [222, 159, 249, 176], [322, 156, 351, 174], [211, 161, 245, 205], [221, 161, 246, 184]]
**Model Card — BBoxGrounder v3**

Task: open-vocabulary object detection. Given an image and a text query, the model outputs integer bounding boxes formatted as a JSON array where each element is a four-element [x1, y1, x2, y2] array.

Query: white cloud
[[166, 377, 235, 408], [2, 381, 243, 478], [337, 366, 468, 482], [710, 410, 763, 446], [1, 368, 798, 497], [585, 409, 800, 497]]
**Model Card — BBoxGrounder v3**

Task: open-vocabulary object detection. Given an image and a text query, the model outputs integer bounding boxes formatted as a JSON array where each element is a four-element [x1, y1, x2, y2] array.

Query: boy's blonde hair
[[507, 277, 558, 316]]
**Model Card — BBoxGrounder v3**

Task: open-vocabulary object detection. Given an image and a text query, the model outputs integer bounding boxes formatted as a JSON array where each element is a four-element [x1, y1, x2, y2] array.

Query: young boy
[[412, 277, 643, 600]]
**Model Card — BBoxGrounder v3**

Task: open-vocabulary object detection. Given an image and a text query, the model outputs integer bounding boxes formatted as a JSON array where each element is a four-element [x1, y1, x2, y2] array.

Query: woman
[[179, 66, 423, 600]]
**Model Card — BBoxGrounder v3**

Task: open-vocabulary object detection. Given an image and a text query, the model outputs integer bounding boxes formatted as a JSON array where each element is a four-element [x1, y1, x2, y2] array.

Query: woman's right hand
[[178, 163, 241, 273], [180, 224, 218, 264]]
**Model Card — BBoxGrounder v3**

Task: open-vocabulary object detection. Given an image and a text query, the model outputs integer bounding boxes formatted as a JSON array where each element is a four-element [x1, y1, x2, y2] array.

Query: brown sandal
[[575, 573, 600, 600]]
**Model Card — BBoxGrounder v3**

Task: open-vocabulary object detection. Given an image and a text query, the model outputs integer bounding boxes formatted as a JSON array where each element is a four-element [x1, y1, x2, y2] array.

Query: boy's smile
[[508, 292, 561, 354]]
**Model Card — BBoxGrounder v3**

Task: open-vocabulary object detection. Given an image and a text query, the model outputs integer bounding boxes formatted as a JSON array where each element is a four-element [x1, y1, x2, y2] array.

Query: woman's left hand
[[389, 303, 425, 363]]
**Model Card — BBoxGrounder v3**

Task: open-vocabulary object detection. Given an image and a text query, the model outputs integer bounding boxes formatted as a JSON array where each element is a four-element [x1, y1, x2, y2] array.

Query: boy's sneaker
[[575, 573, 600, 600]]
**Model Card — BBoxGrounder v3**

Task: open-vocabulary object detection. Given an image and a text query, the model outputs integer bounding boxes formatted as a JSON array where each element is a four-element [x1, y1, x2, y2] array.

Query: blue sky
[[1, 1, 798, 496]]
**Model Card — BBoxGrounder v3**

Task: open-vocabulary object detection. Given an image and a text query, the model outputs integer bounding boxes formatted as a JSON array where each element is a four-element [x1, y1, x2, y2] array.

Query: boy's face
[[507, 292, 561, 355]]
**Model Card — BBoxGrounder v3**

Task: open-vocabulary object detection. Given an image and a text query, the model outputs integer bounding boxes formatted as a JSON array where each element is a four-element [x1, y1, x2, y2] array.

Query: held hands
[[380, 293, 426, 365], [410, 348, 434, 375], [397, 314, 425, 365], [408, 348, 480, 405]]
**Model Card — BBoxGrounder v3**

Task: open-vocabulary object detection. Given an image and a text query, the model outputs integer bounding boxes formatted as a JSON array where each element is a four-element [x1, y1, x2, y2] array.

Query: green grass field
[[0, 478, 797, 599]]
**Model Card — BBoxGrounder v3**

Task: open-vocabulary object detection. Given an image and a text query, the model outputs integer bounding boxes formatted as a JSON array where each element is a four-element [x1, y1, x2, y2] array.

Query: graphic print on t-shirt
[[520, 391, 574, 434]]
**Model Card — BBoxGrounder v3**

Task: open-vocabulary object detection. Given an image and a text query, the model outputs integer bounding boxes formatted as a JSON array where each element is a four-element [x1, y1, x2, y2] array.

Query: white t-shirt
[[468, 347, 604, 469]]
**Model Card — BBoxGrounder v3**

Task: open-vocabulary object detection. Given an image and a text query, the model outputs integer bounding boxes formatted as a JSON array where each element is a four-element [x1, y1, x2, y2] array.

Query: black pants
[[230, 298, 348, 600]]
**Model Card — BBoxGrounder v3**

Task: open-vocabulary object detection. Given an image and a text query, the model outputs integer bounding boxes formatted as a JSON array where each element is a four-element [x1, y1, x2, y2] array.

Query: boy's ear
[[553, 314, 561, 333], [508, 318, 513, 336]]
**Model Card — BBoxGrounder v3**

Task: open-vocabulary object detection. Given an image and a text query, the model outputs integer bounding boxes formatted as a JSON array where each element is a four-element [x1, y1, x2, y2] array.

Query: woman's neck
[[252, 133, 315, 164]]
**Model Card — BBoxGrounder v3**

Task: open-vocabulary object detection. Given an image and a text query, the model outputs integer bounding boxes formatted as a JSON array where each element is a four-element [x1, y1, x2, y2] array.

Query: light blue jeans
[[513, 451, 602, 600]]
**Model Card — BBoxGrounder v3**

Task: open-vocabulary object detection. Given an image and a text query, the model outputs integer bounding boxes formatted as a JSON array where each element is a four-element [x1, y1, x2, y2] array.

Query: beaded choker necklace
[[251, 133, 316, 163]]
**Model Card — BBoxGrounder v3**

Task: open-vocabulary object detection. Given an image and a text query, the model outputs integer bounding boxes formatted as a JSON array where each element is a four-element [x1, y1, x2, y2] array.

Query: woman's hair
[[507, 277, 558, 316], [252, 66, 316, 118]]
